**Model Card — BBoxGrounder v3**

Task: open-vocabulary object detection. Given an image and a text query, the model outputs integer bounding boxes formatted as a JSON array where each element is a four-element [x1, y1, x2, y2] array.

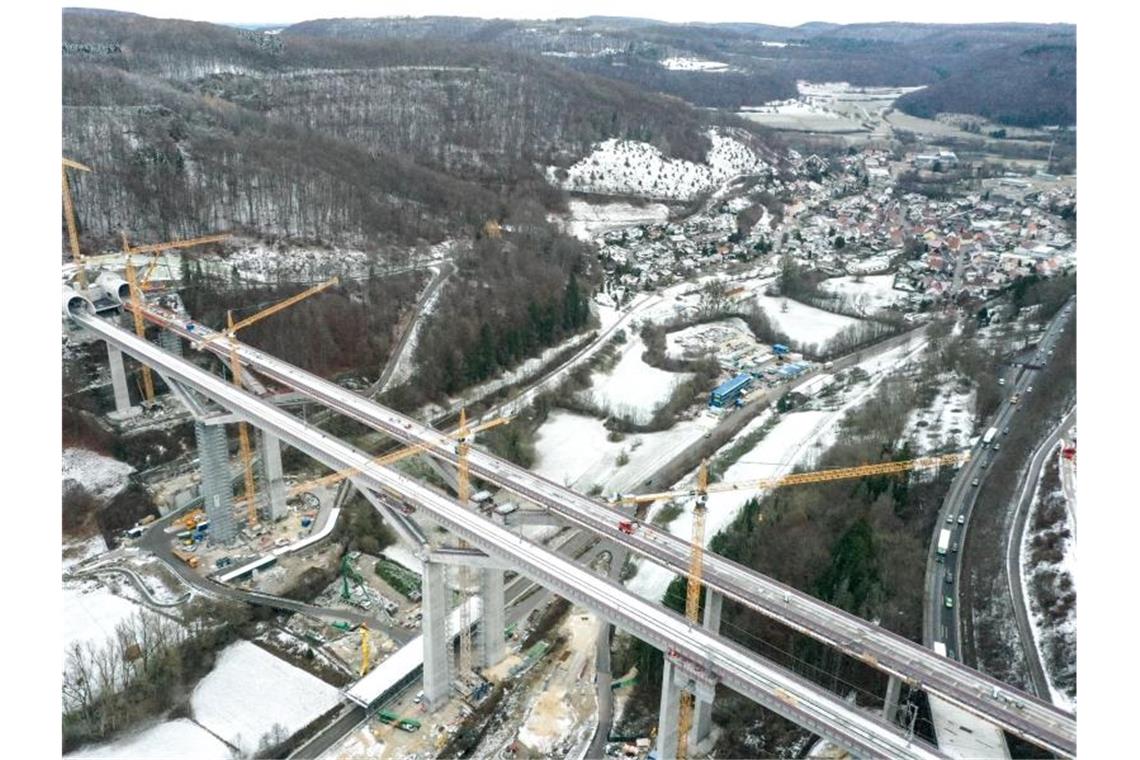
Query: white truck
[[937, 528, 952, 556], [982, 427, 998, 447]]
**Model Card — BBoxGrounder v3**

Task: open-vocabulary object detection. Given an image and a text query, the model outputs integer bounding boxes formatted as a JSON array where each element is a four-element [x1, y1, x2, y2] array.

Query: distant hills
[[62, 9, 1074, 250]]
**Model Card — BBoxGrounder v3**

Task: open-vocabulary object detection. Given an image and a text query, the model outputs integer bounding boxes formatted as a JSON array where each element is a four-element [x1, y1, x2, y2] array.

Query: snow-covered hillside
[[62, 448, 134, 500], [547, 129, 769, 200], [660, 57, 729, 72]]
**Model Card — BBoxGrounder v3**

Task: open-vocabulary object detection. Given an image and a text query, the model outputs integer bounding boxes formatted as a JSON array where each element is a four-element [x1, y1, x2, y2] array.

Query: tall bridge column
[[159, 328, 183, 358], [694, 589, 724, 744], [106, 343, 135, 418], [656, 660, 682, 760], [883, 675, 902, 723], [421, 560, 451, 711], [195, 420, 237, 543], [259, 431, 288, 521], [478, 568, 506, 668]]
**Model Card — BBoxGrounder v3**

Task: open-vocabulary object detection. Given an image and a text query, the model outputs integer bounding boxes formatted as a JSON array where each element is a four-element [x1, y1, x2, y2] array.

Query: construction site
[[57, 20, 1078, 755]]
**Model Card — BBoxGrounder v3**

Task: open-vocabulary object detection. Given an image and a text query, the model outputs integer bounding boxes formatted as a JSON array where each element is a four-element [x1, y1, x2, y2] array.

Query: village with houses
[[590, 143, 1076, 321]]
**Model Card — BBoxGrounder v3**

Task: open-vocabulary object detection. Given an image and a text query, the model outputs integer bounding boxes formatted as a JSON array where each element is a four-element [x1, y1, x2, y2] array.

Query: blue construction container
[[709, 373, 753, 408]]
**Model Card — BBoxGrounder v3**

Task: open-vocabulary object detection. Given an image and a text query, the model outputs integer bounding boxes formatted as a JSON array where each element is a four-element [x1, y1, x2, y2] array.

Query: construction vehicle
[[172, 549, 199, 569], [617, 452, 970, 758], [180, 509, 207, 531]]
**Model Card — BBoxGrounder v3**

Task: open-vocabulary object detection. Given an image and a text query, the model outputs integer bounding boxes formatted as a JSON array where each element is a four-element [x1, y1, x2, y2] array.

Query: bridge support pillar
[[478, 568, 506, 668], [159, 328, 183, 357], [259, 431, 288, 521], [656, 660, 682, 760], [195, 420, 237, 543], [421, 560, 451, 711], [423, 455, 460, 494], [106, 343, 136, 418], [883, 674, 902, 723], [694, 589, 724, 744]]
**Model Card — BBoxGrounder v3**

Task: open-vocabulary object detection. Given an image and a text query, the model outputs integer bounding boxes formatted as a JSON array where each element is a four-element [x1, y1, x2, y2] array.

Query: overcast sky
[[62, 0, 1075, 27]]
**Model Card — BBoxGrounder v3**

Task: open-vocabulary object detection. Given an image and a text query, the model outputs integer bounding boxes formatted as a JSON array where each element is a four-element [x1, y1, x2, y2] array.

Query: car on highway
[[944, 595, 954, 609], [994, 442, 1001, 451], [971, 478, 980, 487], [945, 570, 954, 583], [998, 378, 1006, 386], [1028, 385, 1034, 393], [1003, 426, 1010, 435], [951, 541, 959, 553], [958, 514, 965, 525], [945, 513, 954, 523]]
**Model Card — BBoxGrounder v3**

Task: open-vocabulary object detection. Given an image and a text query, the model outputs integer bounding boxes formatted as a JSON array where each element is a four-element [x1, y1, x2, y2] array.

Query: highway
[[925, 298, 1074, 664], [135, 302, 1077, 758], [1004, 407, 1076, 699], [78, 309, 948, 760]]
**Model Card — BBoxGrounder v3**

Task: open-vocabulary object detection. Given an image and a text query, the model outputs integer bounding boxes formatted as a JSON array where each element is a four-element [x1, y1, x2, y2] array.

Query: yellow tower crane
[[118, 231, 232, 403], [617, 451, 970, 758], [61, 158, 92, 289], [206, 277, 339, 529]]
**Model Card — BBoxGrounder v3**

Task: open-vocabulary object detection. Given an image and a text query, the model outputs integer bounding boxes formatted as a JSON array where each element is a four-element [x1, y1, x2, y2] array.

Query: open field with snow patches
[[818, 274, 908, 316], [191, 641, 341, 755], [556, 199, 671, 241], [532, 410, 713, 496], [581, 335, 690, 424], [63, 581, 145, 656], [67, 719, 232, 760], [750, 291, 862, 347]]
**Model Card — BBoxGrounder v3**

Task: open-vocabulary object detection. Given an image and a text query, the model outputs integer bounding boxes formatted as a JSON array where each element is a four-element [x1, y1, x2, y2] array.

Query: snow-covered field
[[902, 378, 975, 454], [192, 641, 342, 755], [749, 290, 862, 348], [548, 129, 768, 200], [660, 56, 729, 72], [63, 581, 144, 655], [63, 448, 134, 500], [68, 719, 232, 760], [532, 410, 714, 496], [555, 199, 670, 241], [818, 274, 908, 315], [582, 335, 690, 424]]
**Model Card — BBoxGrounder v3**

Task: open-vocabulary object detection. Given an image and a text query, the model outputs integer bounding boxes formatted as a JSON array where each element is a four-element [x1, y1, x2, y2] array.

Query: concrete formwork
[[194, 420, 237, 543]]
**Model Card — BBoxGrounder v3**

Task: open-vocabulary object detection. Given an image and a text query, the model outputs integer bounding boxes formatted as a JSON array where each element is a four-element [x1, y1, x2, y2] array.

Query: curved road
[[1005, 407, 1076, 699]]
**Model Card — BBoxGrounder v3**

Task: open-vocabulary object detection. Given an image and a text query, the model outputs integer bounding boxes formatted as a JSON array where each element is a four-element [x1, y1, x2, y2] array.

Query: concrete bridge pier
[[694, 589, 724, 744], [194, 420, 237, 543], [421, 560, 451, 712], [883, 674, 902, 723], [656, 659, 682, 760], [478, 568, 506, 668], [259, 431, 288, 521], [106, 343, 136, 418]]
